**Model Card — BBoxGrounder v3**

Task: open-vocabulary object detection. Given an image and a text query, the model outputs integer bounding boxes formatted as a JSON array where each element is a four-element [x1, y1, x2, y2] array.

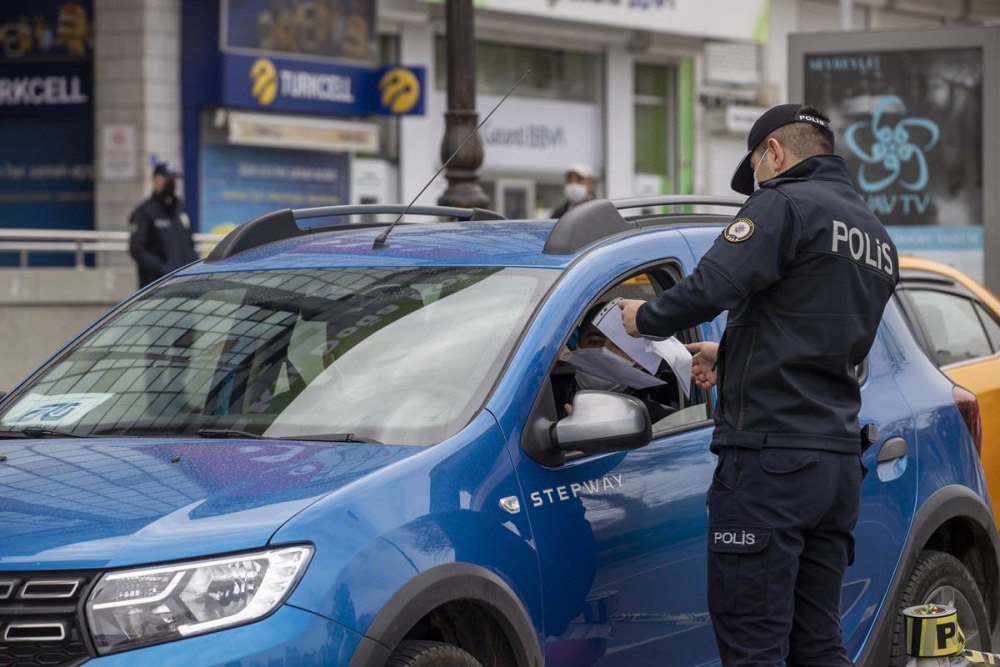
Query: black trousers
[[707, 446, 863, 667]]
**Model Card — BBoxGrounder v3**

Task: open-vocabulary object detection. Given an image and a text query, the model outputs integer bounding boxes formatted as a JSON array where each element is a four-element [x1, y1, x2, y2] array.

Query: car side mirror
[[553, 391, 652, 456]]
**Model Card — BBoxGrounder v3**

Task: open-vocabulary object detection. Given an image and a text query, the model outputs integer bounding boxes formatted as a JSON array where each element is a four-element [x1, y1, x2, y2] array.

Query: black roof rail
[[542, 195, 746, 255], [206, 204, 506, 262]]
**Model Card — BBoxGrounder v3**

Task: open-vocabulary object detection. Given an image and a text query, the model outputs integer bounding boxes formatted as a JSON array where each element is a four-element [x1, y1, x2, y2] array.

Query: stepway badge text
[[530, 474, 625, 507]]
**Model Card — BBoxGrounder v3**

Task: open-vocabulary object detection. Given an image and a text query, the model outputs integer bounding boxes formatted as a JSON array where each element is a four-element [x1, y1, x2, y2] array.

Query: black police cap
[[730, 103, 831, 196], [153, 161, 182, 178]]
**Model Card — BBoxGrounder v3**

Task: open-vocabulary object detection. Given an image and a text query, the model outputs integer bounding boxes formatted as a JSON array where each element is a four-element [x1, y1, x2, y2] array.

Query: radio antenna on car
[[372, 69, 531, 250]]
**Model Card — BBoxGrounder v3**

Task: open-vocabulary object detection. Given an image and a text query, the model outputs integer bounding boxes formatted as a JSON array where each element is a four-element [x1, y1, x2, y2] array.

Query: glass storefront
[[434, 40, 600, 103], [634, 63, 679, 191], [433, 39, 602, 219]]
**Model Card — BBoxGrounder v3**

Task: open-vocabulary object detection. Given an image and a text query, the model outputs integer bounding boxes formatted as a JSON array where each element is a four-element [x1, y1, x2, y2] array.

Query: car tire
[[888, 550, 992, 667], [386, 640, 484, 667]]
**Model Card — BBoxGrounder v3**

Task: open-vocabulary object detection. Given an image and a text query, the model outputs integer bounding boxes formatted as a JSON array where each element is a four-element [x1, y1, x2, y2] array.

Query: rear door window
[[974, 302, 1000, 353], [906, 289, 992, 366]]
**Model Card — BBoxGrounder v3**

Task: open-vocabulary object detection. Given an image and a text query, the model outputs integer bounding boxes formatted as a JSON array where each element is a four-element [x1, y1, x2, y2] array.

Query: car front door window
[[553, 270, 710, 445]]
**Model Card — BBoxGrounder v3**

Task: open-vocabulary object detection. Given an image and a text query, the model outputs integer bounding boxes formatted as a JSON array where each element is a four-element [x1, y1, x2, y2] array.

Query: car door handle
[[877, 437, 909, 463]]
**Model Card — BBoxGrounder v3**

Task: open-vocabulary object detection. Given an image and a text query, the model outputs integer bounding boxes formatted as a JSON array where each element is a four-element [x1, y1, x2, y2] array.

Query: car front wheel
[[387, 640, 484, 667], [888, 550, 992, 667]]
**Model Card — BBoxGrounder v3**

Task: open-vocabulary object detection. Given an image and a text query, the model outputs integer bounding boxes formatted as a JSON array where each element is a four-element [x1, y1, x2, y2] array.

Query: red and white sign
[[101, 124, 137, 180]]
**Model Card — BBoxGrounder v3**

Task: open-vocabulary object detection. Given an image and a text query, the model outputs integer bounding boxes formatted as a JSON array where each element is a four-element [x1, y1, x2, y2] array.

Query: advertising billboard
[[457, 0, 768, 43], [221, 52, 425, 117], [223, 0, 376, 64], [790, 28, 999, 288], [201, 142, 350, 235], [803, 49, 982, 228], [0, 0, 93, 265]]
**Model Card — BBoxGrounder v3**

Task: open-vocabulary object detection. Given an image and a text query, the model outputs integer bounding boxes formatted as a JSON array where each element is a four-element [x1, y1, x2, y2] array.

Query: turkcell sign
[[221, 53, 425, 117], [0, 61, 92, 118], [0, 76, 86, 106]]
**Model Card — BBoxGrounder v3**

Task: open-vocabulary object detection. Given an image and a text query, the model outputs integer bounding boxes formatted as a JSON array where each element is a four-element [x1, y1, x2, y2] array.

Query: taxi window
[[974, 302, 1000, 353], [908, 289, 992, 366]]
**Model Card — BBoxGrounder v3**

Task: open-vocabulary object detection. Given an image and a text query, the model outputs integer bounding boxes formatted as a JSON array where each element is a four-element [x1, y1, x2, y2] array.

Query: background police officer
[[620, 104, 899, 667], [128, 162, 197, 288]]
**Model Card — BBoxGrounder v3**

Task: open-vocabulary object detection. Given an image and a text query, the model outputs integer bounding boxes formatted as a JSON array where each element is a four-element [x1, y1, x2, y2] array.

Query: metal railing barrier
[[0, 229, 226, 269]]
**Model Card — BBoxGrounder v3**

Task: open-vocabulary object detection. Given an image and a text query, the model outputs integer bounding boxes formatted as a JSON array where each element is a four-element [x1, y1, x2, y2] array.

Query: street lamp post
[[437, 0, 490, 208]]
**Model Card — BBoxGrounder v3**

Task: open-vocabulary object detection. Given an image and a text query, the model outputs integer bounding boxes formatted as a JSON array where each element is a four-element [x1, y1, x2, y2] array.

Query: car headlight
[[85, 545, 313, 654]]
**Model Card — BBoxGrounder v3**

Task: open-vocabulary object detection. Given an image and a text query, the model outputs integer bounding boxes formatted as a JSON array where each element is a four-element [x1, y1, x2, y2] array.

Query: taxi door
[[895, 284, 1000, 523]]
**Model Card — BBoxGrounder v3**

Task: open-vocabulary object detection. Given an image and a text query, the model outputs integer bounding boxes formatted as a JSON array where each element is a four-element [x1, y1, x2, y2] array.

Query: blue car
[[0, 197, 996, 667]]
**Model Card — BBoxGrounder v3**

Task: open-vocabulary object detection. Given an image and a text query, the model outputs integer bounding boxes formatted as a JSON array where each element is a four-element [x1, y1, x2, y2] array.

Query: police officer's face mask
[[752, 148, 771, 190], [161, 179, 176, 199]]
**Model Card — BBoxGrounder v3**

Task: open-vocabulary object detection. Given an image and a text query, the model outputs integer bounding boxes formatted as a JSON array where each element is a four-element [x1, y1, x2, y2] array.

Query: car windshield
[[0, 267, 557, 445]]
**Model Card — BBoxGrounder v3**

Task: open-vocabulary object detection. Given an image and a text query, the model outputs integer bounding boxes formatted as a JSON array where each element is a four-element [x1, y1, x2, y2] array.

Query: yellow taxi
[[896, 256, 999, 521]]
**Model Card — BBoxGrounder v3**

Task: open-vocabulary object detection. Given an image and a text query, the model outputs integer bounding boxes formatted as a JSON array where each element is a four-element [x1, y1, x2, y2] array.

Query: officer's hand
[[618, 299, 645, 337], [686, 342, 719, 390]]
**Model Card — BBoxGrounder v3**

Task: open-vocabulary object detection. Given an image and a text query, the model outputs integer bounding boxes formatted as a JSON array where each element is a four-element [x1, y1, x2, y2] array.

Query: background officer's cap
[[153, 161, 182, 178], [730, 103, 831, 196]]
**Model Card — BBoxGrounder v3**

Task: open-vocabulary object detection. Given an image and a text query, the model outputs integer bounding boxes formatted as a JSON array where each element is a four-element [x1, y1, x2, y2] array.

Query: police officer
[[128, 162, 197, 288], [620, 104, 899, 667]]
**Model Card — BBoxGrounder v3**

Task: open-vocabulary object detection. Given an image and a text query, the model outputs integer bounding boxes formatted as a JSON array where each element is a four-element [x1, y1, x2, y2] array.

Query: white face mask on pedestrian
[[752, 148, 770, 190], [565, 182, 588, 204]]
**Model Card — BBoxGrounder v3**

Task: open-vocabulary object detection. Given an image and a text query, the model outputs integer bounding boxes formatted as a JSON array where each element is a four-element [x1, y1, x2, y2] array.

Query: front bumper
[[85, 605, 365, 666]]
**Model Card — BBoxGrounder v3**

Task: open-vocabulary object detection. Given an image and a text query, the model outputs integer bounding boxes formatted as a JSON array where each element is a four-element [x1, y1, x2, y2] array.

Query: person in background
[[128, 161, 197, 288], [550, 164, 595, 218]]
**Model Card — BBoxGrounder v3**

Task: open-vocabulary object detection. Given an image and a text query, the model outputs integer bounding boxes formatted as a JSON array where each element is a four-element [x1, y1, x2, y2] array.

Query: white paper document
[[568, 348, 667, 390], [645, 337, 693, 398], [591, 301, 662, 374]]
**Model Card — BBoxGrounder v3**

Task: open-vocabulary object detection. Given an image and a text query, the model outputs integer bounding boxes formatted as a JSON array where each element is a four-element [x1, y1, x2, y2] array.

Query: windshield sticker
[[3, 393, 114, 427]]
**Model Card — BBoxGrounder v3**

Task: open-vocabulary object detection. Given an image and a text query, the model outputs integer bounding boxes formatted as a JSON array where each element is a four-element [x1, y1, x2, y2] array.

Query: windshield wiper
[[195, 428, 381, 444], [196, 428, 263, 439], [293, 433, 383, 444], [0, 428, 93, 439]]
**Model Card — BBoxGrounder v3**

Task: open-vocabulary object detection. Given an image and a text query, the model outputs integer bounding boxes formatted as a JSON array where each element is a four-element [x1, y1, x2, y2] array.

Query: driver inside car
[[559, 302, 678, 423]]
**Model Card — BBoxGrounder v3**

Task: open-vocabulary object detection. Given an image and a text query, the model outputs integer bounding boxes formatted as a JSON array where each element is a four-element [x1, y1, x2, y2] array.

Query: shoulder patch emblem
[[723, 218, 755, 243]]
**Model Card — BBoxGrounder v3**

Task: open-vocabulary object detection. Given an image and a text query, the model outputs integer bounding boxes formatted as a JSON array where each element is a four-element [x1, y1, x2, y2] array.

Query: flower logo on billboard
[[844, 95, 940, 194]]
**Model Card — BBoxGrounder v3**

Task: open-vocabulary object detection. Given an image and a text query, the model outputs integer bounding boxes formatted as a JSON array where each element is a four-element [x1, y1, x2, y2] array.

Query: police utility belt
[[713, 424, 879, 451]]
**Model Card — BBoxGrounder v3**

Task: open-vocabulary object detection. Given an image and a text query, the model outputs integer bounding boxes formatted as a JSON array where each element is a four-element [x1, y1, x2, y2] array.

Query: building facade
[[3, 0, 999, 239], [79, 0, 772, 237]]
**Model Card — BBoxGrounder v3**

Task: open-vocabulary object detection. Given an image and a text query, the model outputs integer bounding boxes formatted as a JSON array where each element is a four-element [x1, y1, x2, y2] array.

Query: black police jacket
[[128, 194, 198, 288], [636, 155, 898, 454]]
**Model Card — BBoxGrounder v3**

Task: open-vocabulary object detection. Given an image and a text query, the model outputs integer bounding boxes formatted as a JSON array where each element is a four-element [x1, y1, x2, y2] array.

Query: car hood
[[0, 437, 419, 569]]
